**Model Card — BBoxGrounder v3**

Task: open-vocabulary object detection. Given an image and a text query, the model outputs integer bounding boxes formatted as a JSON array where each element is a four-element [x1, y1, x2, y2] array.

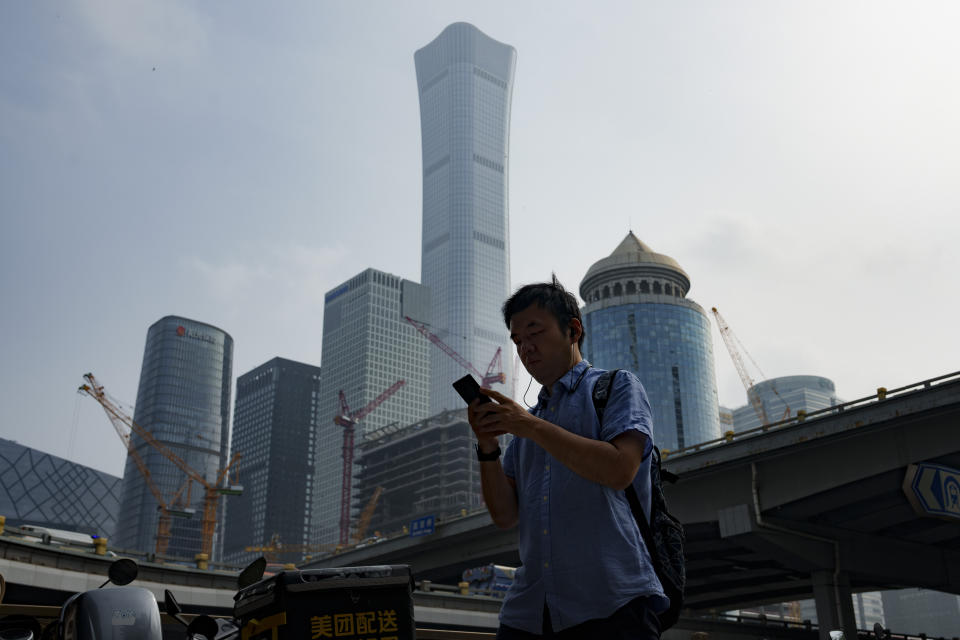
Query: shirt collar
[[537, 360, 592, 405]]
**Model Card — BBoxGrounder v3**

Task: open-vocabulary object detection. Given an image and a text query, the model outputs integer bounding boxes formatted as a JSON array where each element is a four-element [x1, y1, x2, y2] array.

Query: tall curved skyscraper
[[580, 232, 721, 451], [114, 316, 233, 559], [415, 23, 516, 412]]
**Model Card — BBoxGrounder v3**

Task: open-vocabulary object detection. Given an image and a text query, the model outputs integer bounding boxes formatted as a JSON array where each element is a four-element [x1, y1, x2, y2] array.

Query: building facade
[[732, 375, 840, 432], [880, 588, 960, 637], [415, 22, 517, 413], [311, 269, 432, 547], [114, 316, 233, 559], [580, 232, 721, 451], [221, 358, 321, 566], [354, 409, 483, 538], [0, 438, 121, 539]]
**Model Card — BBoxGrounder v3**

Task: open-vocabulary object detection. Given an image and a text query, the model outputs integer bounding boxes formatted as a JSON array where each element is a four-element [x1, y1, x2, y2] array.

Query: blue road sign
[[903, 463, 960, 521], [410, 515, 435, 537]]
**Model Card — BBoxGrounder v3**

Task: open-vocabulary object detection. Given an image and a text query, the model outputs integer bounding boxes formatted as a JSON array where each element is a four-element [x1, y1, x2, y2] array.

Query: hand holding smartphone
[[452, 374, 491, 405]]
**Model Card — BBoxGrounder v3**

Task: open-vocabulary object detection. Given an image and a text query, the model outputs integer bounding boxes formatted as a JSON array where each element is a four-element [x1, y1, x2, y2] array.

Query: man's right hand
[[467, 397, 504, 453]]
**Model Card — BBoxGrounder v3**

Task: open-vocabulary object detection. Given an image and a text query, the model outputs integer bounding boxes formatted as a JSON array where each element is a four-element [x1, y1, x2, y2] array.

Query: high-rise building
[[415, 22, 517, 413], [355, 408, 483, 539], [114, 316, 233, 559], [0, 438, 121, 538], [881, 588, 960, 637], [732, 375, 840, 432], [580, 232, 721, 451], [221, 357, 321, 566], [311, 269, 431, 546]]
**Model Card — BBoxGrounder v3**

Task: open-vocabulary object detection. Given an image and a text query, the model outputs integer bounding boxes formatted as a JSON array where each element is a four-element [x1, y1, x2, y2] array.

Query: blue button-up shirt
[[500, 361, 668, 633]]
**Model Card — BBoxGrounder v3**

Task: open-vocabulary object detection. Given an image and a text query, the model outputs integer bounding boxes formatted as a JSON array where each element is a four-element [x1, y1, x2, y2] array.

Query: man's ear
[[569, 318, 583, 345]]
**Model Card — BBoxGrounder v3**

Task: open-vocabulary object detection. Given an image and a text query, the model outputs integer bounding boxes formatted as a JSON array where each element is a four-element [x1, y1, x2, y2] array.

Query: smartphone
[[452, 374, 491, 405]]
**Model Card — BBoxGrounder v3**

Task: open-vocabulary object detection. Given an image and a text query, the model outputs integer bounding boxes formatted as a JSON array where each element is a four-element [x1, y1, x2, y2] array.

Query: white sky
[[2, 1, 958, 477]]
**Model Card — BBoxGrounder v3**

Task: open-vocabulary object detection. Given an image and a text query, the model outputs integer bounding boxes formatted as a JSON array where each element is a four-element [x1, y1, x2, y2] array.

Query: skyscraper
[[311, 269, 431, 546], [222, 357, 321, 566], [580, 232, 721, 451], [415, 23, 517, 413], [732, 375, 840, 431], [114, 316, 233, 559]]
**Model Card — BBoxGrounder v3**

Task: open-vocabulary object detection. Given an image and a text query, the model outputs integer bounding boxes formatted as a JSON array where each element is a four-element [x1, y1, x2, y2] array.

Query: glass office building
[[222, 357, 321, 566], [0, 437, 121, 538], [732, 375, 840, 431], [415, 23, 517, 413], [580, 232, 721, 451], [311, 269, 432, 547], [114, 316, 233, 559]]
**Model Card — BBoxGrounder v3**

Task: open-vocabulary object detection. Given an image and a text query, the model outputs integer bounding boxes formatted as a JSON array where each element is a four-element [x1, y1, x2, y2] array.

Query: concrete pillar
[[812, 570, 857, 640]]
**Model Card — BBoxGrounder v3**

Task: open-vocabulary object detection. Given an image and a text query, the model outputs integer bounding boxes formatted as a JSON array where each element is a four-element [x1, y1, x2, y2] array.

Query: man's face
[[509, 304, 580, 388]]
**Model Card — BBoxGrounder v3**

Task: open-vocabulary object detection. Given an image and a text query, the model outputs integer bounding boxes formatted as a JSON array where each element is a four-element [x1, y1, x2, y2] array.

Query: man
[[468, 276, 667, 639]]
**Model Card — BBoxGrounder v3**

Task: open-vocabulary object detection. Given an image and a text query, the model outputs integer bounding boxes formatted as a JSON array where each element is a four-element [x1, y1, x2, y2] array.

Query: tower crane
[[79, 373, 243, 559], [77, 377, 195, 555], [335, 381, 404, 545], [404, 316, 505, 387], [710, 308, 791, 427]]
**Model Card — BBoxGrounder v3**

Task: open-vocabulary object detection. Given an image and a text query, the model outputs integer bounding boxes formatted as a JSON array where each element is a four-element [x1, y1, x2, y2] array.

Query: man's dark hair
[[502, 274, 584, 350]]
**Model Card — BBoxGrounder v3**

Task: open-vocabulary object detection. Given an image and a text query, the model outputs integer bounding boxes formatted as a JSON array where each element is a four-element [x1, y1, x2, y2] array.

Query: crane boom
[[79, 373, 242, 558], [710, 308, 769, 427], [404, 316, 505, 387], [353, 485, 383, 543]]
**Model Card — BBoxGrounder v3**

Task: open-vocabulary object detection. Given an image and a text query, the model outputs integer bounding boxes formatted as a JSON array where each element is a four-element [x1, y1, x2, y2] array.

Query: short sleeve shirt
[[500, 361, 668, 633]]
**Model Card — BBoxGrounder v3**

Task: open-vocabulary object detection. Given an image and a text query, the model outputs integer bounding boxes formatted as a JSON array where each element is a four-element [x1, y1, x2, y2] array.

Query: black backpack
[[592, 369, 686, 631]]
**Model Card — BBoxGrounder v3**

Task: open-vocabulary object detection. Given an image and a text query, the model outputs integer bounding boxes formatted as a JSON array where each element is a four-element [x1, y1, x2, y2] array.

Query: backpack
[[592, 369, 686, 631]]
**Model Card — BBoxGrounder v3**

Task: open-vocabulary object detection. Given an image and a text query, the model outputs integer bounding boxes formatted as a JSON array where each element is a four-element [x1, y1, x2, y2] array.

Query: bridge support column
[[811, 570, 857, 640]]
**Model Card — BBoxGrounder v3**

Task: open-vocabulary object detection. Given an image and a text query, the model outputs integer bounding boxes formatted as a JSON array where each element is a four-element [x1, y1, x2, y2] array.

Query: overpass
[[302, 371, 960, 639]]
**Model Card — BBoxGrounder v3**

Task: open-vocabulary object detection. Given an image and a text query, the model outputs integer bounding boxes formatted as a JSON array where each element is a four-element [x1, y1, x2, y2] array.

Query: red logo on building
[[176, 326, 186, 336]]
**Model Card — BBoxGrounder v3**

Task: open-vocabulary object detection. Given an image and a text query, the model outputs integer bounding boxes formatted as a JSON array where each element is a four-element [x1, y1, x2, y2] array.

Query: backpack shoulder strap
[[591, 369, 620, 424]]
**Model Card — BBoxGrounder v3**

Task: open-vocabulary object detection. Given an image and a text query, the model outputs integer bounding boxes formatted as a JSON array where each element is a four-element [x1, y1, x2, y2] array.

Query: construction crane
[[335, 382, 404, 546], [710, 308, 791, 427], [79, 373, 243, 559], [77, 375, 195, 554], [247, 486, 385, 562], [352, 485, 384, 543], [404, 316, 505, 387]]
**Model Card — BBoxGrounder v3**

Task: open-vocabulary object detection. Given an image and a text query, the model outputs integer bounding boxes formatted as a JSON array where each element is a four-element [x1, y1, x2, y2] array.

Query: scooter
[[0, 558, 160, 640], [46, 558, 162, 639]]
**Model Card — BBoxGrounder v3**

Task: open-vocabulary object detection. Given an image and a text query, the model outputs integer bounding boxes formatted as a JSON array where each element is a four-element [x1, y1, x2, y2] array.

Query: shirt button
[[544, 464, 550, 471], [543, 529, 548, 535], [542, 495, 548, 502], [544, 562, 550, 568]]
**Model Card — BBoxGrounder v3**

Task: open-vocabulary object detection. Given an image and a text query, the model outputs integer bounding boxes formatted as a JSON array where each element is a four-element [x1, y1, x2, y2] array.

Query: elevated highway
[[303, 371, 960, 639]]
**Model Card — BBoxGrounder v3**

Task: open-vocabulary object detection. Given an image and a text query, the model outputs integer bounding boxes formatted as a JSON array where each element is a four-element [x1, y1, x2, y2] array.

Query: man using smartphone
[[468, 276, 666, 639]]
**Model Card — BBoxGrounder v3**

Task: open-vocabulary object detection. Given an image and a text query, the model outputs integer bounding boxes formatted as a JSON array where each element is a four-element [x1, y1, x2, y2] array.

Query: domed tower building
[[579, 232, 721, 451]]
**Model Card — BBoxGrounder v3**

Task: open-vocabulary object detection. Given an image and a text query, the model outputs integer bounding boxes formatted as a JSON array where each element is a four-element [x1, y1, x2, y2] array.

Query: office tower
[[732, 375, 839, 432], [114, 316, 233, 559], [797, 592, 885, 629], [311, 269, 431, 546], [221, 358, 321, 566], [355, 408, 483, 539], [881, 589, 960, 637], [415, 23, 517, 413], [0, 437, 121, 538], [580, 232, 721, 451]]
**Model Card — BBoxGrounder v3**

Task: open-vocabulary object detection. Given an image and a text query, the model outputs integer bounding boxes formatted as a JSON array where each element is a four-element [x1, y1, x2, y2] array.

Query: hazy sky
[[2, 1, 958, 477]]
